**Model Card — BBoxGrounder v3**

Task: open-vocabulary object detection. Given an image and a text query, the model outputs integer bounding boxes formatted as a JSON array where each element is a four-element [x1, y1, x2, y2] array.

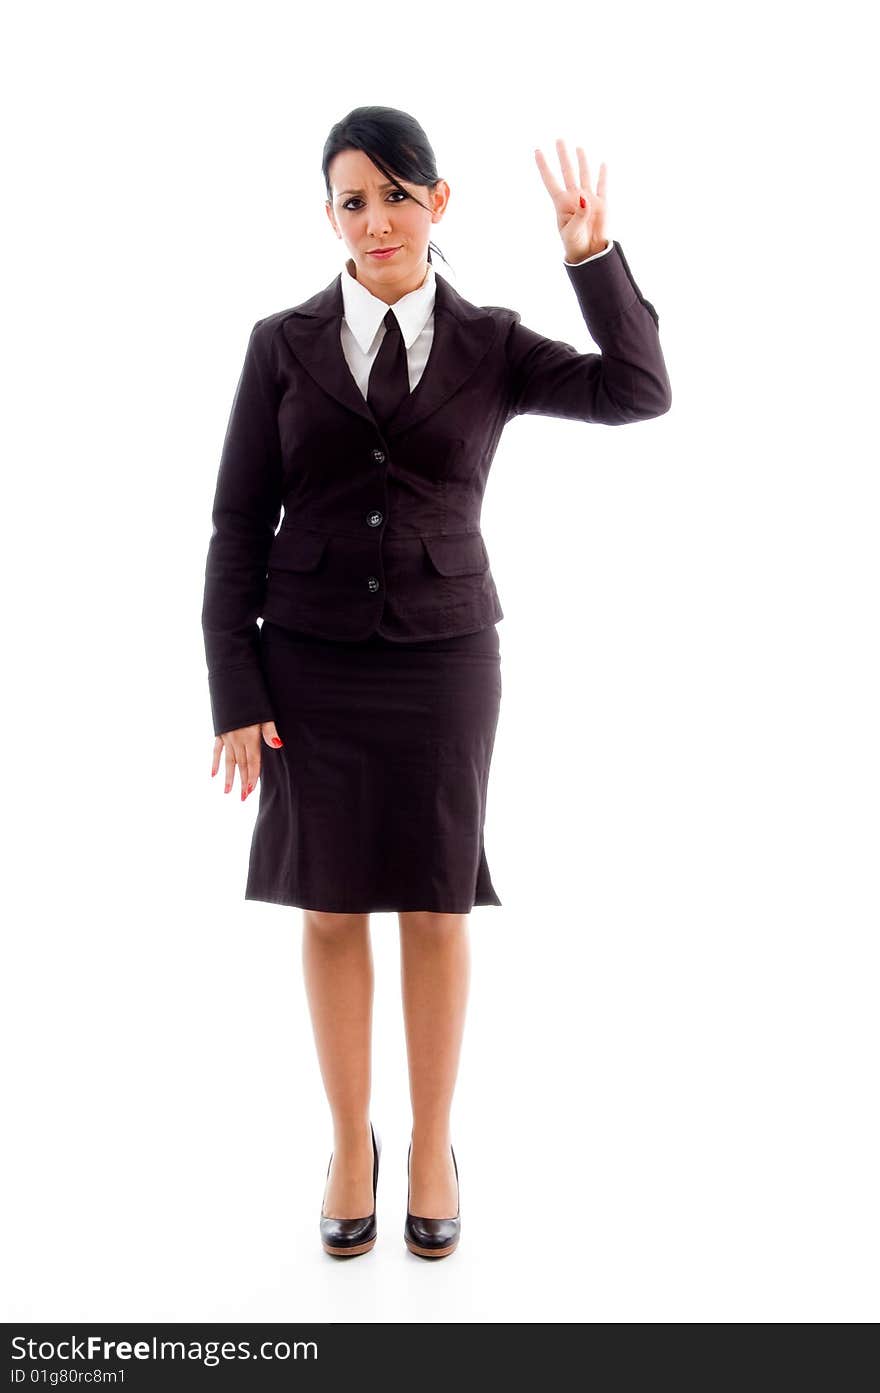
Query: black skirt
[[244, 620, 503, 913]]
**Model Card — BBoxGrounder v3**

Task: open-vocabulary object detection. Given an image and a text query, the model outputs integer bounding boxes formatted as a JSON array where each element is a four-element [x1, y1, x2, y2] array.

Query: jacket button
[[367, 510, 383, 527], [367, 576, 380, 592], [372, 448, 385, 463]]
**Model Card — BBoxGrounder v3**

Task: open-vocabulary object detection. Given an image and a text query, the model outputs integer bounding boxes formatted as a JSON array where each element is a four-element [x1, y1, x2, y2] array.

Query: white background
[[2, 0, 877, 1324]]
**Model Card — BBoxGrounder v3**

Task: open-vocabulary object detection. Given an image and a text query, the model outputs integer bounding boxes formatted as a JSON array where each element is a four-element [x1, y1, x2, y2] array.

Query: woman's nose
[[365, 211, 392, 235]]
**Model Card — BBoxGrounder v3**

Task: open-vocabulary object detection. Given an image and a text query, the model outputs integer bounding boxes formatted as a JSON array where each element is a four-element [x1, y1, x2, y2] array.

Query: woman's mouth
[[367, 246, 401, 259]]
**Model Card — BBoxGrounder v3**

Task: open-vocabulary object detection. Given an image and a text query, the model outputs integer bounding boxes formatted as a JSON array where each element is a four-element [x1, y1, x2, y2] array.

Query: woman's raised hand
[[534, 139, 609, 263], [211, 720, 284, 800]]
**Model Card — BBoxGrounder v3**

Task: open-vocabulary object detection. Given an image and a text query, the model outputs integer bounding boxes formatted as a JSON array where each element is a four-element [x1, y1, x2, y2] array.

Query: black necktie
[[367, 308, 409, 427]]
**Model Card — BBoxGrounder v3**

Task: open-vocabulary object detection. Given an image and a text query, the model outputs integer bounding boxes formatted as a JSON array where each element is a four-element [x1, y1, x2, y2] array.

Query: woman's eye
[[343, 191, 408, 211]]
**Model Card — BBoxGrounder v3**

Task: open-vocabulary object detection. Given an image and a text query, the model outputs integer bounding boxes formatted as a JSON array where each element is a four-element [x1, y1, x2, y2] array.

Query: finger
[[576, 146, 593, 196], [246, 740, 261, 794], [556, 137, 578, 192], [224, 741, 237, 795], [596, 161, 608, 200], [224, 739, 248, 797], [533, 147, 562, 200], [237, 741, 252, 802], [211, 736, 223, 778], [261, 720, 284, 749]]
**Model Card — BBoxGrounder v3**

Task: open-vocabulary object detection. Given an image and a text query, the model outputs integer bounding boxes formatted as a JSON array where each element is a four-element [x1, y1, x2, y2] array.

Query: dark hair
[[322, 105, 452, 272]]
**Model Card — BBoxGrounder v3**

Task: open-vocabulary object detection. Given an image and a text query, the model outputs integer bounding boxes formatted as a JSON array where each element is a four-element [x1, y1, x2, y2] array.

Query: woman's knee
[[303, 909, 370, 938], [398, 910, 468, 934]]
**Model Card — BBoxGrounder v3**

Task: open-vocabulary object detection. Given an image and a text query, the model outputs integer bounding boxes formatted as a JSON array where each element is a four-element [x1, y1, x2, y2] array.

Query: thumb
[[261, 720, 284, 749]]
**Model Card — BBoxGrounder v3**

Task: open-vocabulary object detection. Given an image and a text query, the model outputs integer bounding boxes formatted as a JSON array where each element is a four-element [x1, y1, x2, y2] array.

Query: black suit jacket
[[201, 241, 671, 736]]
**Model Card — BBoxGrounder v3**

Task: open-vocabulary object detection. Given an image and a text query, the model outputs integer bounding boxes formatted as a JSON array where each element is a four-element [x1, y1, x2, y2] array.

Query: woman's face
[[325, 148, 449, 302]]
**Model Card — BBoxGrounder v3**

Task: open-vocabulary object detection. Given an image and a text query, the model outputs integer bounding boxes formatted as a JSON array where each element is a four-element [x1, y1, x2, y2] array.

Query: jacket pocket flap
[[421, 532, 489, 577], [268, 528, 330, 572]]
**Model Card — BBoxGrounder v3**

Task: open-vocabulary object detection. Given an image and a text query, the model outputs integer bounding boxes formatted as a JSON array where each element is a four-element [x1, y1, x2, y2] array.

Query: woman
[[201, 106, 671, 1260]]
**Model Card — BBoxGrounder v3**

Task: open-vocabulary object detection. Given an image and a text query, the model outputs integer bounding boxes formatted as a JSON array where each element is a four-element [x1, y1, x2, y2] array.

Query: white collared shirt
[[339, 241, 615, 399]]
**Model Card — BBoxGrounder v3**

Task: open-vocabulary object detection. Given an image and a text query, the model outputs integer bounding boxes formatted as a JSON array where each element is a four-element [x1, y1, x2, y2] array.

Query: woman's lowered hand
[[211, 721, 284, 800]]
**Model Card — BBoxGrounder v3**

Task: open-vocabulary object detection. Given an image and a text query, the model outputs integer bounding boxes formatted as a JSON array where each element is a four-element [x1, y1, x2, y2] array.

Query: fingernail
[[247, 783, 254, 794], [271, 737, 283, 747], [579, 195, 586, 208]]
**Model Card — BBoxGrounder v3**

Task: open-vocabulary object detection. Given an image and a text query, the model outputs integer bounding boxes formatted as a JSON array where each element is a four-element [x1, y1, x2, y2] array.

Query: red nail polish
[[579, 195, 586, 208], [271, 737, 283, 747]]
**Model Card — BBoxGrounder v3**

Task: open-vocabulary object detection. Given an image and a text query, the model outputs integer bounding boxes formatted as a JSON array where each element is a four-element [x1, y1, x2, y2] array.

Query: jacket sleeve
[[505, 240, 672, 425], [201, 317, 283, 738]]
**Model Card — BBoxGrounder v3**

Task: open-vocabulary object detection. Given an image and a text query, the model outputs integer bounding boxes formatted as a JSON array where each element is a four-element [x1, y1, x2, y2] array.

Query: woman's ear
[[324, 200, 341, 238]]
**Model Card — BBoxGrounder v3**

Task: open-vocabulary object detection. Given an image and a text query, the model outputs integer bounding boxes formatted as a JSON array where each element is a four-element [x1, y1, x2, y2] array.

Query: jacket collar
[[280, 262, 500, 439]]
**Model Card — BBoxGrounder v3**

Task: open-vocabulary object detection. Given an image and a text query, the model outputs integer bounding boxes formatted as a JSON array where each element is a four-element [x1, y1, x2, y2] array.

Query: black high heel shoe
[[404, 1139, 460, 1259], [320, 1121, 381, 1257]]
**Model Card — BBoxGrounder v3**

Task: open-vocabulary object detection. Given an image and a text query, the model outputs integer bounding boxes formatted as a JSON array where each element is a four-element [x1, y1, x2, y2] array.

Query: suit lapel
[[280, 269, 500, 438]]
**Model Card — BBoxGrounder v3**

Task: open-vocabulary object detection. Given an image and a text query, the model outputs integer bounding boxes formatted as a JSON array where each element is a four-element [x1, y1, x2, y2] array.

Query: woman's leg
[[398, 911, 469, 1217], [302, 909, 375, 1219]]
